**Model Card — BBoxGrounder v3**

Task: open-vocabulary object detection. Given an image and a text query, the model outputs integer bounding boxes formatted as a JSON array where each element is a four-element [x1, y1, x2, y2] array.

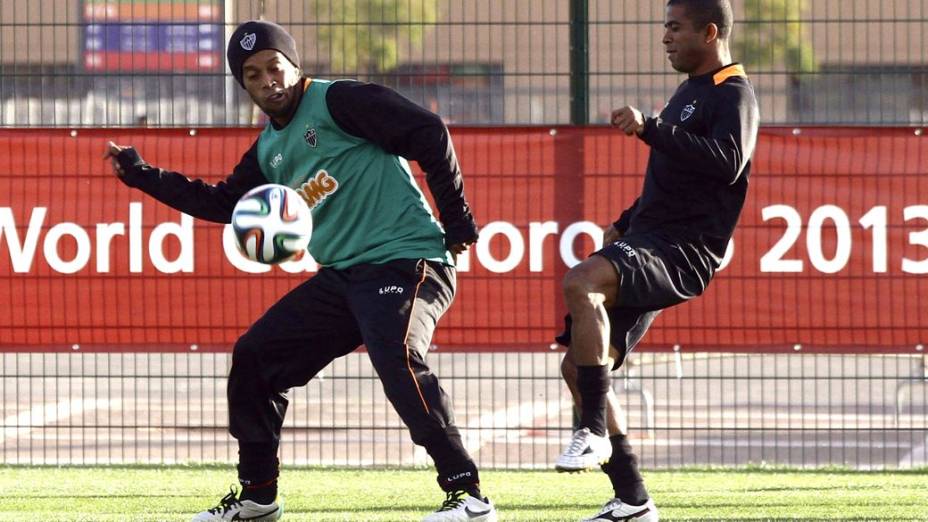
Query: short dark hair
[[667, 0, 734, 39]]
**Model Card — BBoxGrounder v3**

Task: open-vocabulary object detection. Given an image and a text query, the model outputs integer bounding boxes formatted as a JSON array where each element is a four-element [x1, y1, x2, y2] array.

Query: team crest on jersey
[[304, 128, 317, 148], [240, 32, 256, 51], [681, 100, 697, 121]]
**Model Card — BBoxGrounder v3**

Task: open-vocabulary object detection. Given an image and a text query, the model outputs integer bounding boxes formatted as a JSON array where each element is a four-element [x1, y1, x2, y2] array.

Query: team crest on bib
[[240, 32, 256, 51], [681, 100, 696, 122], [304, 128, 317, 148]]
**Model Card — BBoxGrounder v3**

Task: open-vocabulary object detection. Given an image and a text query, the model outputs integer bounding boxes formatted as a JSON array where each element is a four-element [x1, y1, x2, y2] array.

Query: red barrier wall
[[0, 127, 925, 353]]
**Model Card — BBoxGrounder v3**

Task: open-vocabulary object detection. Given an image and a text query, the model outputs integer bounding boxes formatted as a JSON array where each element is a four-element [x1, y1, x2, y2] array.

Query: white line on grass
[[461, 399, 561, 455], [383, 399, 564, 467], [898, 434, 928, 469], [0, 398, 120, 445]]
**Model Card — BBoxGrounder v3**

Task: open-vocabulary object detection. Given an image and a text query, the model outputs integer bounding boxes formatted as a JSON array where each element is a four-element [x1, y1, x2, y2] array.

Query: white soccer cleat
[[581, 497, 659, 521], [555, 427, 612, 472], [422, 490, 498, 522], [191, 487, 283, 521]]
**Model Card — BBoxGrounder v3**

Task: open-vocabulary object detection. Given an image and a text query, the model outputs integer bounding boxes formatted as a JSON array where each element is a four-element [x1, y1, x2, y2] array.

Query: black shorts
[[556, 232, 713, 369]]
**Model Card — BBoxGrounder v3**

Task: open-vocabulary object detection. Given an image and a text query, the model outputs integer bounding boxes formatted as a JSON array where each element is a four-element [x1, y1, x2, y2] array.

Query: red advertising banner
[[0, 127, 925, 353]]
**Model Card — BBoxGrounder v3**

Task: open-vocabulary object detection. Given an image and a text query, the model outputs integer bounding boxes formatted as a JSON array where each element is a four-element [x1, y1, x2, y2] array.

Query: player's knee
[[367, 342, 416, 371], [561, 266, 597, 306], [232, 331, 262, 362]]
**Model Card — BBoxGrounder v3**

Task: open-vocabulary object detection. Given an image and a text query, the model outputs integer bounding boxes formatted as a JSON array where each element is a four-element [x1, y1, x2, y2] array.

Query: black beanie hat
[[227, 20, 300, 87]]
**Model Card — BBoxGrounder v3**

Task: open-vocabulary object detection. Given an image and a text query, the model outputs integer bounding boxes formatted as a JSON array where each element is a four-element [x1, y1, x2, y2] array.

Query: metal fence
[[0, 0, 925, 126], [3, 352, 926, 469], [1, 125, 926, 469]]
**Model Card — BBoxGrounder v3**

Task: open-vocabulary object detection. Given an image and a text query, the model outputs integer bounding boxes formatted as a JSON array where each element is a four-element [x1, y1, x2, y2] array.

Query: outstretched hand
[[103, 141, 128, 178]]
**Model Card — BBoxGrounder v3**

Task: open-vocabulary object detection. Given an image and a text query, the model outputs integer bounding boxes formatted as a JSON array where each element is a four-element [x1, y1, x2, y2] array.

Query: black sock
[[577, 364, 610, 436], [239, 478, 278, 505], [237, 442, 279, 504], [602, 433, 648, 505]]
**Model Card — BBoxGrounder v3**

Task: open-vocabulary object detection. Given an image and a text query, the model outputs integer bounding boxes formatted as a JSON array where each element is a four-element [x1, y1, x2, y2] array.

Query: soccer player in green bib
[[105, 20, 496, 522]]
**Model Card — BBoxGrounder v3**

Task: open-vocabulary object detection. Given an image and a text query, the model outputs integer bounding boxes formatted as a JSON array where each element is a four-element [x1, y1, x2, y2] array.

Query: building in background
[[0, 0, 925, 126]]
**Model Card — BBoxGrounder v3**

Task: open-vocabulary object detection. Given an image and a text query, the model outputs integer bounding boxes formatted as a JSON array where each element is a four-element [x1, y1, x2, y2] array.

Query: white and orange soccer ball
[[231, 184, 312, 264]]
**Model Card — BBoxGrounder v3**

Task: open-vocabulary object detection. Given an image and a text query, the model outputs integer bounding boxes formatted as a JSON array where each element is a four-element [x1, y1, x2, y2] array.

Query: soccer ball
[[231, 184, 312, 264]]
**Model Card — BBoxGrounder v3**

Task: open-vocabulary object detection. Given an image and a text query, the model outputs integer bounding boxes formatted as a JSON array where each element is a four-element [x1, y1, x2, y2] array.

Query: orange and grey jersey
[[613, 63, 760, 267]]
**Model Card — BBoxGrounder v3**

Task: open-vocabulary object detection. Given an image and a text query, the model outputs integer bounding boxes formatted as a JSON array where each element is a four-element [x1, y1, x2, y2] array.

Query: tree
[[734, 0, 818, 74], [309, 0, 439, 73]]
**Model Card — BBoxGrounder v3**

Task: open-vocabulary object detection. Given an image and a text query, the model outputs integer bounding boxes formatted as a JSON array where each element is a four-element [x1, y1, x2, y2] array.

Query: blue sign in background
[[85, 23, 221, 54]]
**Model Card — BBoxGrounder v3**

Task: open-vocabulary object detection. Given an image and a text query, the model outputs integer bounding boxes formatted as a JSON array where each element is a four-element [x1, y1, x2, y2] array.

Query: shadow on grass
[[12, 494, 203, 500], [742, 484, 887, 493]]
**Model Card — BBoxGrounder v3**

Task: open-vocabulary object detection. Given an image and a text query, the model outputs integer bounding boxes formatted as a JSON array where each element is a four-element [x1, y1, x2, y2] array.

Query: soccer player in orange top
[[554, 1, 759, 520]]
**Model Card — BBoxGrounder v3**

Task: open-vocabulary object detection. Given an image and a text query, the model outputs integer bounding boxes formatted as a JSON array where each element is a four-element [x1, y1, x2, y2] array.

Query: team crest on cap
[[681, 100, 696, 121], [240, 32, 256, 51], [304, 128, 317, 148]]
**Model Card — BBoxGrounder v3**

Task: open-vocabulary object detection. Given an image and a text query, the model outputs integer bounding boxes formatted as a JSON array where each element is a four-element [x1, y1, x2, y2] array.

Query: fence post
[[569, 0, 589, 125]]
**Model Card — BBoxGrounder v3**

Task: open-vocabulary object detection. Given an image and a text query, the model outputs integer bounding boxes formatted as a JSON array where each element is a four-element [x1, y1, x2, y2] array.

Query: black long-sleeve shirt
[[613, 63, 759, 266], [117, 78, 478, 247]]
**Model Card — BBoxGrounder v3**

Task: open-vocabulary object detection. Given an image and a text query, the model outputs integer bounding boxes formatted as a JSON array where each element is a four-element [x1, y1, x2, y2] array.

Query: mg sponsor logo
[[296, 169, 339, 209]]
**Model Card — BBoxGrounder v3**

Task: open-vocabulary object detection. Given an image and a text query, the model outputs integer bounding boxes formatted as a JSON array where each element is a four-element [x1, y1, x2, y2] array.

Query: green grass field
[[2, 465, 926, 521]]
